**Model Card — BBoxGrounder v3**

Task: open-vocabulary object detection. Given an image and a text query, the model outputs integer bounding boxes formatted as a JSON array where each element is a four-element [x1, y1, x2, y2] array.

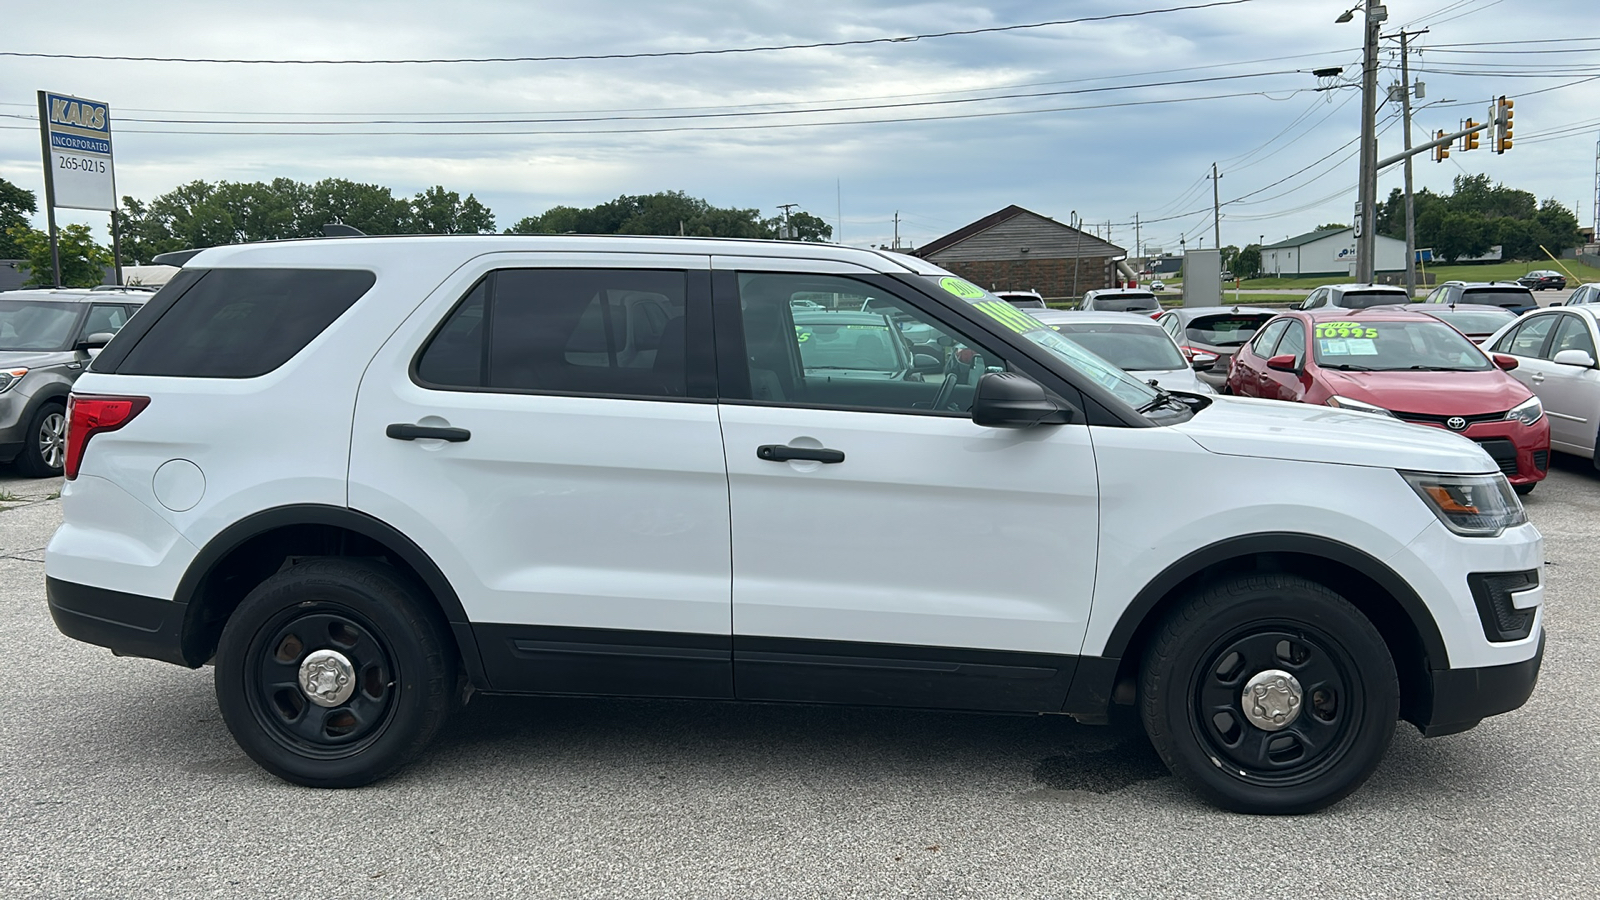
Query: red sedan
[[1225, 308, 1550, 493]]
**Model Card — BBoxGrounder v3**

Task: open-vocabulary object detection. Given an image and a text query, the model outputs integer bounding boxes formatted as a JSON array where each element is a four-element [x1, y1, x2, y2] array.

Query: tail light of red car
[[65, 394, 149, 480]]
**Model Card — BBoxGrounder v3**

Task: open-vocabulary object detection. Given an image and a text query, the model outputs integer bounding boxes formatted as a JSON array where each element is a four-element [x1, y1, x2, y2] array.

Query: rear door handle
[[387, 423, 471, 442], [757, 444, 845, 464]]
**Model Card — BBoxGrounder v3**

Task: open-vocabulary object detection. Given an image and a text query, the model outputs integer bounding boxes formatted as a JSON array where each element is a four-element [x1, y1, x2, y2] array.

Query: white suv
[[46, 235, 1543, 814]]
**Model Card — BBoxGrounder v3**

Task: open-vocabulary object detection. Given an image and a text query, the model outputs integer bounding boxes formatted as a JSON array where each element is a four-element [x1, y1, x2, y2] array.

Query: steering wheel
[[931, 373, 958, 411]]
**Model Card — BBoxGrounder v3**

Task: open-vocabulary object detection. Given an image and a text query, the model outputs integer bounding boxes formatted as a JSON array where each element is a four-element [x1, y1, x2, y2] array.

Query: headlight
[[0, 368, 28, 393], [1326, 395, 1394, 417], [1401, 471, 1527, 537], [1505, 396, 1543, 426]]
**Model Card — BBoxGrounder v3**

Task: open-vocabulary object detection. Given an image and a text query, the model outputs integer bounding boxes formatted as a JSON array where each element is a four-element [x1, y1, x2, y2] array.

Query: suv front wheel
[[1140, 574, 1398, 814], [215, 558, 459, 787]]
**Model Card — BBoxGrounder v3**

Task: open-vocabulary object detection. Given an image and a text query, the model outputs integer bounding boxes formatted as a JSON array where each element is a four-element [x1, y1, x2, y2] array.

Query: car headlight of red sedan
[[1505, 396, 1543, 426]]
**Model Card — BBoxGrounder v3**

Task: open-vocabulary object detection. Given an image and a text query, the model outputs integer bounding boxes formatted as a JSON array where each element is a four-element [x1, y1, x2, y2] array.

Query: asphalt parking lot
[[2, 462, 1598, 899]]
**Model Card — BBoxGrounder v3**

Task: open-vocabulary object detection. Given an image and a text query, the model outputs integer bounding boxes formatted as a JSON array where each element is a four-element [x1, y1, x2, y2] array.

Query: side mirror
[[1492, 354, 1520, 371], [911, 353, 943, 374], [77, 332, 116, 352], [1266, 354, 1298, 372], [971, 372, 1076, 428], [1191, 351, 1218, 372], [1553, 348, 1597, 368]]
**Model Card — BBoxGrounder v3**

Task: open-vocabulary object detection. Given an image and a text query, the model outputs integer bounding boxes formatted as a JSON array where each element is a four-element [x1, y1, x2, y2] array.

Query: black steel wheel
[[16, 402, 65, 477], [1140, 574, 1397, 814], [215, 558, 457, 787]]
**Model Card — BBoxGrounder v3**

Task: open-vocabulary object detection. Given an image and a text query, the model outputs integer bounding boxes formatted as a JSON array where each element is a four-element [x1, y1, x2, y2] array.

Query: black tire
[[1140, 574, 1397, 815], [1514, 482, 1535, 496], [215, 558, 458, 787], [15, 402, 66, 478]]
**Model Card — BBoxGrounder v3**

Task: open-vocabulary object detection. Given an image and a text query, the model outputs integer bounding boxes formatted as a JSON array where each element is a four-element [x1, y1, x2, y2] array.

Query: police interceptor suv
[[46, 236, 1544, 815]]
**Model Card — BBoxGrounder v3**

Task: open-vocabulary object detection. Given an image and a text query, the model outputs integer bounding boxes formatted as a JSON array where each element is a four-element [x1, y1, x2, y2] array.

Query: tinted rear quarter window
[[114, 269, 375, 377]]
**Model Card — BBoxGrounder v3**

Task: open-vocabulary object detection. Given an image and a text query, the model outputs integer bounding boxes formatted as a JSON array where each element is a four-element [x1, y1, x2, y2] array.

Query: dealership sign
[[39, 91, 115, 211]]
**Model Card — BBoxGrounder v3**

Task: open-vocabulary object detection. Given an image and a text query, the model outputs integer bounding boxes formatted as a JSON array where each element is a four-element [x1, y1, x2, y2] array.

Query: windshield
[[0, 301, 82, 351], [1092, 293, 1158, 312], [1048, 321, 1187, 371], [1311, 319, 1492, 371], [1425, 308, 1516, 335], [793, 315, 904, 373], [1339, 290, 1409, 309], [1185, 313, 1272, 347], [1462, 288, 1533, 308]]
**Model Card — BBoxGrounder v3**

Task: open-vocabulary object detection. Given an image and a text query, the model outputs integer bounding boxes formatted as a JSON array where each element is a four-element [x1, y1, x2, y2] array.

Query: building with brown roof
[[913, 205, 1127, 300]]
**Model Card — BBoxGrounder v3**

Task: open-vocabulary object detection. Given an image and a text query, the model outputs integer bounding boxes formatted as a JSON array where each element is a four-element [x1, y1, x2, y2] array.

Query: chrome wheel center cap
[[1241, 669, 1303, 732], [298, 649, 356, 707]]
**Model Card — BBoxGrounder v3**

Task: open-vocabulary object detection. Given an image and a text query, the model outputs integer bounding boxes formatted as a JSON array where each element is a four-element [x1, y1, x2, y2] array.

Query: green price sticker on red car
[[1315, 322, 1380, 339]]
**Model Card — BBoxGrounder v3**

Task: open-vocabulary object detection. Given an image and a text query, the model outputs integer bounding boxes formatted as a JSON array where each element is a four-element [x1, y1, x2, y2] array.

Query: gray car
[[0, 289, 149, 476], [1484, 305, 1600, 466]]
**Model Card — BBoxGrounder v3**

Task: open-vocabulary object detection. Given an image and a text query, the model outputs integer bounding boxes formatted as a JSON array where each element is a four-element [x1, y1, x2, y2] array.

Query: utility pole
[[1392, 27, 1428, 297], [1210, 162, 1222, 252], [1351, 1, 1387, 284], [777, 202, 798, 240], [892, 210, 900, 250], [1070, 211, 1081, 300], [1134, 212, 1142, 260]]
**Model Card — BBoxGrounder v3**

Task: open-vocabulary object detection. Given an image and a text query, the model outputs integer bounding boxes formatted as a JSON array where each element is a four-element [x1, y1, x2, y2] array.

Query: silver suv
[[0, 289, 147, 476]]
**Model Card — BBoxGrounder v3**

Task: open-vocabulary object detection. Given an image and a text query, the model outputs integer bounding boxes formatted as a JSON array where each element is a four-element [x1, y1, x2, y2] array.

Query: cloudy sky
[[2, 0, 1595, 255]]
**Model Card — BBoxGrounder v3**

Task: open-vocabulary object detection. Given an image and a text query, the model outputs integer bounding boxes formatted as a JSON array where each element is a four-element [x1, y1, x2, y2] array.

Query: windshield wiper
[[1137, 382, 1184, 414], [1405, 365, 1471, 371], [1323, 363, 1375, 371]]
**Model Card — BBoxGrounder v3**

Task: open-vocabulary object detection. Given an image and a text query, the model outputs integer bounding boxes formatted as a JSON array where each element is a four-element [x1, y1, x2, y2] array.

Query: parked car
[[1148, 279, 1167, 292], [985, 294, 1049, 312], [1156, 306, 1277, 390], [0, 289, 148, 476], [1423, 281, 1539, 315], [46, 235, 1543, 815], [1297, 283, 1410, 311], [1484, 306, 1600, 466], [1225, 308, 1548, 493], [1028, 309, 1215, 394], [1561, 283, 1600, 306], [1516, 270, 1567, 291], [1080, 288, 1160, 315], [1365, 303, 1517, 344]]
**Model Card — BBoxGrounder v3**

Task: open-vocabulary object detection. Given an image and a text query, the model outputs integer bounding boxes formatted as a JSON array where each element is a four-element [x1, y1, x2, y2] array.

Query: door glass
[[734, 272, 997, 413], [83, 304, 129, 336], [416, 269, 689, 398], [1275, 321, 1306, 364], [1550, 315, 1596, 360], [1504, 314, 1557, 358], [1250, 320, 1289, 357]]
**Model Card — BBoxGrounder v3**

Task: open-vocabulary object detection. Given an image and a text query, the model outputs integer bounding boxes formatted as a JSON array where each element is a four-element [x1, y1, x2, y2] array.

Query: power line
[[0, 0, 1261, 65]]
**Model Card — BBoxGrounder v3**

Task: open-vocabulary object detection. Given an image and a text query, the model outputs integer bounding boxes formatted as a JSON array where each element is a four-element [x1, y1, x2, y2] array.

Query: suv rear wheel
[[16, 402, 65, 478], [215, 558, 458, 787], [1140, 574, 1397, 814]]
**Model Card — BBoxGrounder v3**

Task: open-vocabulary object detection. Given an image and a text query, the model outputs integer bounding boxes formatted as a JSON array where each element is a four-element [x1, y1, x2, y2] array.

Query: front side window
[[1495, 314, 1557, 357], [1250, 319, 1290, 357], [1275, 321, 1307, 364], [1550, 314, 1596, 360], [416, 268, 688, 398], [734, 273, 997, 413]]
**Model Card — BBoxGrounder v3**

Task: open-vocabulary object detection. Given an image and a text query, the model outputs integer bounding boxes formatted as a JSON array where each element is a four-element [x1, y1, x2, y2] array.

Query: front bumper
[[46, 576, 190, 667], [1413, 632, 1544, 736]]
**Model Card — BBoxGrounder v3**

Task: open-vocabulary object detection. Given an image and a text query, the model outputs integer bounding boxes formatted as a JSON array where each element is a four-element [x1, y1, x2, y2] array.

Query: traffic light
[[1465, 119, 1480, 152], [1495, 96, 1514, 154], [1434, 129, 1449, 162]]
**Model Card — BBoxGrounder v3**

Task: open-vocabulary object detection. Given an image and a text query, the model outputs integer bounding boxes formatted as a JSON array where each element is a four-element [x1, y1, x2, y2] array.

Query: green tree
[[8, 223, 112, 287], [1236, 244, 1263, 278], [408, 186, 496, 234], [768, 210, 833, 242], [302, 178, 411, 236], [1314, 223, 1349, 232], [505, 191, 816, 240], [0, 177, 38, 260]]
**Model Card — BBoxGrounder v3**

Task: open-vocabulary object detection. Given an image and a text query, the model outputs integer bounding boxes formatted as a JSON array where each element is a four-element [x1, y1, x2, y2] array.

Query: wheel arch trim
[[1097, 531, 1449, 666], [175, 503, 485, 683]]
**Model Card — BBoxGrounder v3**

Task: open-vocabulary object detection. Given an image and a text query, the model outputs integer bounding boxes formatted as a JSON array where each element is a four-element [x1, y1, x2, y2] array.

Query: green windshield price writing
[[974, 300, 1046, 334], [1314, 322, 1379, 339], [939, 277, 987, 299]]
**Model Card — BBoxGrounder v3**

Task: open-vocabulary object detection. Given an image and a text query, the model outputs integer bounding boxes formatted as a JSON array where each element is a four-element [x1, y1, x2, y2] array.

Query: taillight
[[64, 394, 149, 480]]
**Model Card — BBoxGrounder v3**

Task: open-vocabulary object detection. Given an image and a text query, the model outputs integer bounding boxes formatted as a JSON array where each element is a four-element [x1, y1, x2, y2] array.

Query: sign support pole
[[34, 90, 62, 288]]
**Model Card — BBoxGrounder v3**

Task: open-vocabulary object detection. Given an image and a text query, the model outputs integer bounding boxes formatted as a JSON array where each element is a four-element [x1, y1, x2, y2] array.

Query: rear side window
[[115, 269, 375, 378], [415, 268, 689, 398]]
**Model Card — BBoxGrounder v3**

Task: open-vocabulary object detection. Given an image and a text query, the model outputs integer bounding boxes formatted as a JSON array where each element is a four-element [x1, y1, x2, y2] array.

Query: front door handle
[[387, 423, 471, 442], [757, 444, 845, 464], [1530, 373, 1545, 383]]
